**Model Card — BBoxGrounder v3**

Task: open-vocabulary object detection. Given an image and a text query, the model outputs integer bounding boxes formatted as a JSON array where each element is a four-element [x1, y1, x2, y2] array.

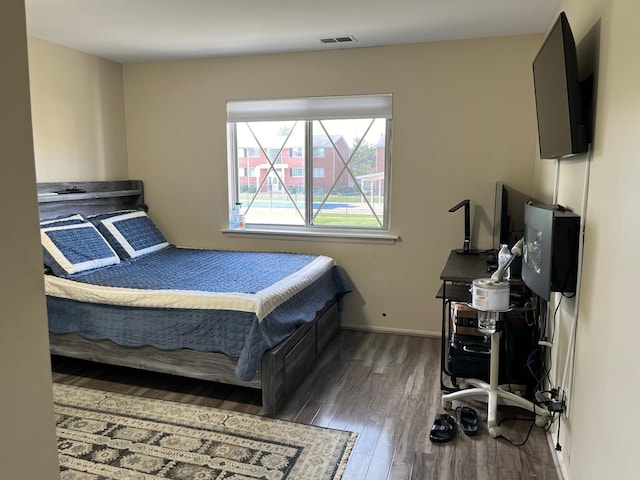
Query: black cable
[[524, 301, 536, 328], [541, 350, 553, 388], [532, 295, 555, 395], [499, 292, 561, 449], [533, 348, 552, 396], [524, 296, 547, 395], [526, 346, 544, 388], [537, 295, 547, 343], [555, 390, 566, 451], [499, 386, 562, 449], [497, 404, 537, 447], [531, 296, 549, 389]]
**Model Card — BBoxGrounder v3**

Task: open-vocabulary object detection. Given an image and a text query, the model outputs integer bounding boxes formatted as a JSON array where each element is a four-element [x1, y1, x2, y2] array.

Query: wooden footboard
[[262, 299, 339, 413], [50, 298, 340, 414]]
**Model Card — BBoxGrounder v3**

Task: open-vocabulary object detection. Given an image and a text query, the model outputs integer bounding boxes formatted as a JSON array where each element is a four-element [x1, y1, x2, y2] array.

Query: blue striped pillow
[[41, 222, 120, 276], [95, 211, 169, 259]]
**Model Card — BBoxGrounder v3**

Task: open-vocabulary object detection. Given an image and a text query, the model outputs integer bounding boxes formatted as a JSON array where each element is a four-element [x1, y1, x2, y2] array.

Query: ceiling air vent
[[320, 36, 357, 45]]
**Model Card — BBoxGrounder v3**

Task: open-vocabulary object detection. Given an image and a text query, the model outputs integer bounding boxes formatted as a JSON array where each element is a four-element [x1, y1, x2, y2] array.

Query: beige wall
[[532, 1, 640, 478], [28, 37, 129, 182], [0, 1, 59, 478], [123, 36, 541, 335]]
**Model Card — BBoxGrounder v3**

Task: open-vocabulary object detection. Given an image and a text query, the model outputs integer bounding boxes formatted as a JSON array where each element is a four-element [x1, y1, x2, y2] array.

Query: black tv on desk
[[522, 202, 580, 301]]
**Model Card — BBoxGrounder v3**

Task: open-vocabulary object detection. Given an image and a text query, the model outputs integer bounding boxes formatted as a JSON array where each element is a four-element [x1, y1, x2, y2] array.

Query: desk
[[437, 250, 523, 296], [436, 250, 548, 438], [437, 251, 490, 390], [440, 249, 496, 283], [436, 251, 524, 390]]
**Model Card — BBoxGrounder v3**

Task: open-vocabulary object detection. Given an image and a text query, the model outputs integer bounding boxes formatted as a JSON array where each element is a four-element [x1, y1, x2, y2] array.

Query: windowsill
[[221, 227, 399, 244]]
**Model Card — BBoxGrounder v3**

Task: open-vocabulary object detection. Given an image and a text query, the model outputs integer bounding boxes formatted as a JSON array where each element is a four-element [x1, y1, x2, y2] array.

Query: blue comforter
[[46, 247, 351, 380]]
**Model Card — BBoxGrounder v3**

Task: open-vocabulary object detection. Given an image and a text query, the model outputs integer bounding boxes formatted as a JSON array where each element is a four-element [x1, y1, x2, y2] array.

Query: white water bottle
[[230, 202, 241, 229], [498, 244, 511, 280]]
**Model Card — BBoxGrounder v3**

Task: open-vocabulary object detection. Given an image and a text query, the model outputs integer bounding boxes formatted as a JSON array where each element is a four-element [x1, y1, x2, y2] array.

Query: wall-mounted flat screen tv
[[532, 12, 588, 159]]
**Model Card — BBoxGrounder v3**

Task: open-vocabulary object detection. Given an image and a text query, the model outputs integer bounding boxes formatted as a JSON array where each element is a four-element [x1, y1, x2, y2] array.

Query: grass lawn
[[313, 213, 381, 227]]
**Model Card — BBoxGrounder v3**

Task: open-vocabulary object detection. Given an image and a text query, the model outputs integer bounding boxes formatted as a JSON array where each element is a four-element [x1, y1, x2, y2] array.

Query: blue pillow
[[95, 211, 169, 259], [41, 222, 120, 276]]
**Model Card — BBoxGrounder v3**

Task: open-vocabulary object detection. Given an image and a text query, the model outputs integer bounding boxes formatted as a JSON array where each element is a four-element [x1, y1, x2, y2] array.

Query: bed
[[38, 180, 351, 413]]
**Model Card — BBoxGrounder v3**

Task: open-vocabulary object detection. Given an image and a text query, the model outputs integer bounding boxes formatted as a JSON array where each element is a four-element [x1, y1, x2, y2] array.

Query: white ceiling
[[24, 0, 560, 64]]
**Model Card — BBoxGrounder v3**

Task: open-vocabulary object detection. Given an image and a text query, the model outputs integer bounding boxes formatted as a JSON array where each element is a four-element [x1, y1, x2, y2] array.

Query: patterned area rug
[[53, 383, 356, 479]]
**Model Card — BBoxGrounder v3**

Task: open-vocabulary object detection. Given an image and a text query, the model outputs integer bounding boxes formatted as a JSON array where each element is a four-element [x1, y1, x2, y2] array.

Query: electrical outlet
[[547, 399, 565, 413], [535, 390, 565, 413]]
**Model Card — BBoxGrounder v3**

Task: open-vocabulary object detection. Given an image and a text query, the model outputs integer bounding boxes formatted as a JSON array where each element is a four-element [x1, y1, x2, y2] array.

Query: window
[[266, 148, 282, 164], [227, 94, 392, 231]]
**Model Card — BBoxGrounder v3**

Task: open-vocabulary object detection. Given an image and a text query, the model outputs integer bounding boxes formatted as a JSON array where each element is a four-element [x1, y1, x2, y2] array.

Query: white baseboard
[[340, 323, 440, 338]]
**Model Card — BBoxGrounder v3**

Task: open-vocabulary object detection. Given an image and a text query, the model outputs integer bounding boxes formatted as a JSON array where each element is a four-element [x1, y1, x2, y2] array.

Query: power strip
[[535, 390, 565, 413]]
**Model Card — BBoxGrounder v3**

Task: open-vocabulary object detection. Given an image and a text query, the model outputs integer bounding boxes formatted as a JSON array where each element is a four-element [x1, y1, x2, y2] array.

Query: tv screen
[[492, 182, 526, 250], [522, 202, 580, 300], [532, 12, 588, 159]]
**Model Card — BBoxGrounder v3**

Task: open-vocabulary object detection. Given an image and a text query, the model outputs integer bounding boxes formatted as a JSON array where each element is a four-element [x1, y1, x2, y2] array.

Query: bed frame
[[38, 180, 341, 414]]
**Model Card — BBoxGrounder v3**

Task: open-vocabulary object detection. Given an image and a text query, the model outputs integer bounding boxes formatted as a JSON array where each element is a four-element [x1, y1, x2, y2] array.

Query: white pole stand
[[441, 330, 550, 438]]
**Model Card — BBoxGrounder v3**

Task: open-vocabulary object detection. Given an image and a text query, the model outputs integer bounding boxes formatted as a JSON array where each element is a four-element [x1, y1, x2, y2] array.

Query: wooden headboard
[[37, 180, 145, 220]]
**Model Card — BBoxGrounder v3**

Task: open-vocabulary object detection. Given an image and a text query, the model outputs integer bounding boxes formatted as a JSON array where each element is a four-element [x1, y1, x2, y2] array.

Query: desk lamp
[[441, 239, 550, 438], [449, 199, 479, 255]]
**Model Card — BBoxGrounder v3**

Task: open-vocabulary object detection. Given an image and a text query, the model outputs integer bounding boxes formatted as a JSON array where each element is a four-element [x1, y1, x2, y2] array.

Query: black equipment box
[[447, 333, 490, 382]]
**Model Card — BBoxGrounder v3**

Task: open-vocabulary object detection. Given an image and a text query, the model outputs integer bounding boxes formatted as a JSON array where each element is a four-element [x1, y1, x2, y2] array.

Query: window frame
[[226, 95, 393, 235]]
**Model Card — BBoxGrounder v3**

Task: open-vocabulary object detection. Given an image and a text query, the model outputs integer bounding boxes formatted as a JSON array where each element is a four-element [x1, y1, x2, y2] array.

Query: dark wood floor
[[51, 330, 561, 480]]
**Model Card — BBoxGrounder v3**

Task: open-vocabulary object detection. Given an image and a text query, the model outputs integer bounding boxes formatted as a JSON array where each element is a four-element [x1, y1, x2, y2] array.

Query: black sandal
[[457, 407, 479, 436], [429, 413, 455, 443]]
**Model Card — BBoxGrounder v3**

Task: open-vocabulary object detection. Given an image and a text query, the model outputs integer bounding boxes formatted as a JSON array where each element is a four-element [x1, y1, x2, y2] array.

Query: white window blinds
[[227, 94, 393, 122]]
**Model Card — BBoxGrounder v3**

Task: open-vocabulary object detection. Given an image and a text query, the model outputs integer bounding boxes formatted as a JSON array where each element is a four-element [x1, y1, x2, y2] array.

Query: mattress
[[46, 246, 351, 380]]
